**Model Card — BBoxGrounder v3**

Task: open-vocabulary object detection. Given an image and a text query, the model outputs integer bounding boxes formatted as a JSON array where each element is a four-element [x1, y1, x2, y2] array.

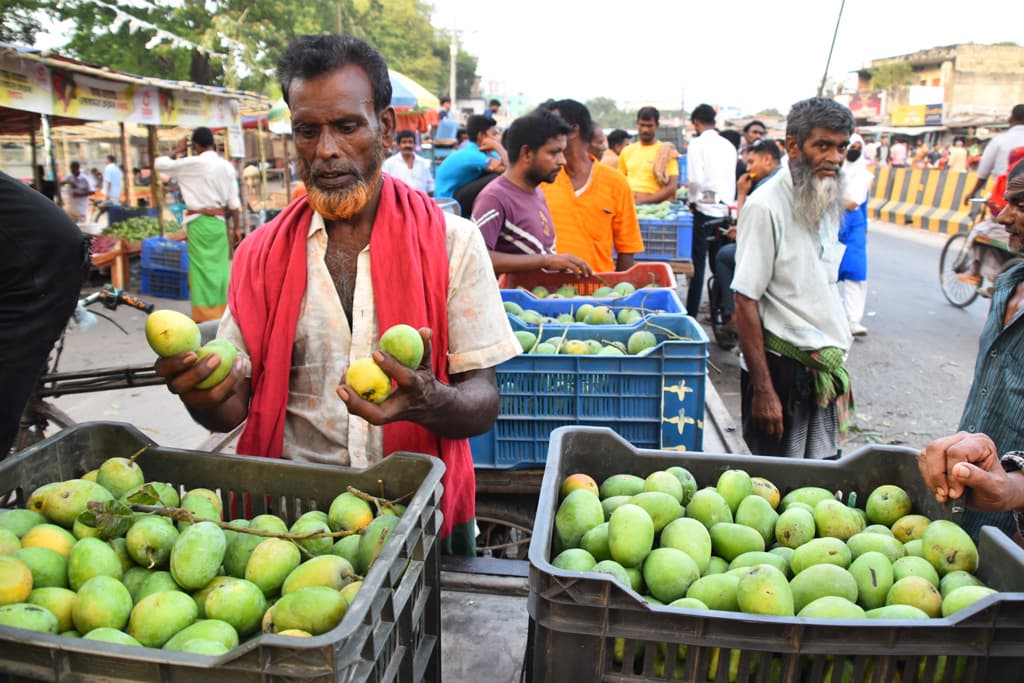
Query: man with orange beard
[[154, 33, 520, 555]]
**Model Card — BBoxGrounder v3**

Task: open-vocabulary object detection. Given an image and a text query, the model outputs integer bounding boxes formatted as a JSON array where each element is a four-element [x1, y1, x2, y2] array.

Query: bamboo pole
[[257, 117, 268, 209], [120, 122, 133, 206], [147, 125, 165, 237]]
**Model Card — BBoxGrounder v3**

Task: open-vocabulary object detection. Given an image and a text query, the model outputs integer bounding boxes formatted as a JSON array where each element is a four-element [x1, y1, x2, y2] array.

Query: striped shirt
[[471, 175, 555, 256], [957, 261, 1024, 538]]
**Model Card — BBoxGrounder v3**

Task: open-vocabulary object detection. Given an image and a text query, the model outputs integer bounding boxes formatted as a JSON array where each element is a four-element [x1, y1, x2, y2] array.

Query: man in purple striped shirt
[[472, 111, 592, 277]]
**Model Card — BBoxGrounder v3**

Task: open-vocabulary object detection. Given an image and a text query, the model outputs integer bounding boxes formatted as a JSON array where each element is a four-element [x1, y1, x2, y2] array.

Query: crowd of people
[[7, 29, 1024, 553]]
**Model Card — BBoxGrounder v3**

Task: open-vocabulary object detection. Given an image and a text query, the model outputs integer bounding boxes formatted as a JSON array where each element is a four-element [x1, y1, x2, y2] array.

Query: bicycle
[[939, 197, 1023, 308], [12, 285, 161, 455]]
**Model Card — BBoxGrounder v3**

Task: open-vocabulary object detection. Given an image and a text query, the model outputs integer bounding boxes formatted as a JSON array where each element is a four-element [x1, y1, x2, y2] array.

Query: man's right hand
[[917, 432, 1013, 509], [155, 351, 248, 411], [752, 385, 784, 441], [542, 253, 593, 277]]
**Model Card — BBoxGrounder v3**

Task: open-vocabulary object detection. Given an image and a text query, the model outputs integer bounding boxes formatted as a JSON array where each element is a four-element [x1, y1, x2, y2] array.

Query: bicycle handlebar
[[82, 284, 154, 314]]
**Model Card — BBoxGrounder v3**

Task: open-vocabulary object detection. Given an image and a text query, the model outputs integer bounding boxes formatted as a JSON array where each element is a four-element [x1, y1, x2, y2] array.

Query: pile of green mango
[[103, 217, 180, 242], [552, 468, 997, 621], [514, 329, 658, 356], [0, 457, 403, 655], [524, 281, 651, 299], [635, 201, 687, 221], [505, 300, 668, 331]]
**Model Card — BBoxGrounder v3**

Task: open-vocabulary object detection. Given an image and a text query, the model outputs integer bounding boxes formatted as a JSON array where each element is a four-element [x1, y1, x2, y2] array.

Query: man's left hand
[[337, 327, 440, 425]]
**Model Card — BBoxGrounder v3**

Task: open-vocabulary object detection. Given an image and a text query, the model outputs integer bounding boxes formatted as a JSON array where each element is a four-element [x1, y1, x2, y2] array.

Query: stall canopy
[[0, 42, 268, 142], [244, 72, 440, 135]]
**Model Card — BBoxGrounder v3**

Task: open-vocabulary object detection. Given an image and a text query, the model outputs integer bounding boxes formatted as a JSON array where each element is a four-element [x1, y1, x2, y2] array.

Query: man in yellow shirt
[[618, 106, 679, 204], [540, 100, 644, 272]]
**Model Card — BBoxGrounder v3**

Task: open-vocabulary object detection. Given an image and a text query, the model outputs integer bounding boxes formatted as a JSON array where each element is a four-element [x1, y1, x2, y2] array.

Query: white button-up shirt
[[687, 129, 737, 217], [382, 153, 435, 195], [154, 150, 242, 223]]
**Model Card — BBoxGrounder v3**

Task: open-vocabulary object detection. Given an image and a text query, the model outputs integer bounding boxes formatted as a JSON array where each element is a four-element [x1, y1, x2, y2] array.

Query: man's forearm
[[616, 253, 636, 271], [649, 180, 678, 204], [186, 378, 252, 433], [489, 250, 548, 274], [734, 294, 772, 391], [406, 369, 499, 439]]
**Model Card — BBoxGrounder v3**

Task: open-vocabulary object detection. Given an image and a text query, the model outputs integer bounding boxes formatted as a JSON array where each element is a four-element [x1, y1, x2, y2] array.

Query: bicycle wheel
[[475, 499, 535, 560], [939, 232, 980, 308]]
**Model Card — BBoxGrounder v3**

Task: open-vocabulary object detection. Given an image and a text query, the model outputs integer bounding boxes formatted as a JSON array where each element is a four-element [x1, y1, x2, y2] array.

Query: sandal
[[956, 272, 982, 286]]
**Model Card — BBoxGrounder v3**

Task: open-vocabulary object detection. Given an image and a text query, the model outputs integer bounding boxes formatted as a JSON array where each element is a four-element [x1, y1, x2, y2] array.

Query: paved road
[[700, 219, 990, 454]]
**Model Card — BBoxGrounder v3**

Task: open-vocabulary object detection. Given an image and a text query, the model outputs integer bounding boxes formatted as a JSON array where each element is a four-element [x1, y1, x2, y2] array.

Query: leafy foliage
[[34, 0, 478, 99], [0, 0, 44, 44], [868, 62, 914, 92]]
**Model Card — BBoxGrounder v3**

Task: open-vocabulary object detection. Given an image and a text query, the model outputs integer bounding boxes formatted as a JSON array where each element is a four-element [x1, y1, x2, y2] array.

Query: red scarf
[[228, 175, 474, 538]]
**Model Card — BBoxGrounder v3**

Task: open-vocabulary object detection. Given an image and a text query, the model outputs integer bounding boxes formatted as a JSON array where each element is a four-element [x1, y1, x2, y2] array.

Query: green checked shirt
[[958, 261, 1024, 538]]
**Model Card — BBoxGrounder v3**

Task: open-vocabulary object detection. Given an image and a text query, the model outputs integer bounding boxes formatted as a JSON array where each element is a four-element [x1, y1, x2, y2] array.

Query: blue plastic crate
[[141, 237, 188, 272], [469, 314, 707, 469], [637, 212, 693, 262], [501, 288, 683, 331], [141, 267, 189, 300], [677, 154, 688, 185]]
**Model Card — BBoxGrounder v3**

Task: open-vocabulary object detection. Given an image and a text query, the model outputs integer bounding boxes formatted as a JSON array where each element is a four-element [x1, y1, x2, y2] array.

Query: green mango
[[607, 504, 654, 568], [71, 576, 132, 633], [685, 488, 733, 530], [736, 564, 793, 616], [0, 602, 58, 633], [203, 577, 267, 636], [82, 627, 142, 646], [551, 548, 596, 572], [554, 490, 603, 549], [685, 573, 740, 611], [709, 523, 765, 562], [849, 551, 894, 610], [27, 587, 75, 632], [163, 618, 240, 651], [642, 548, 700, 604], [358, 514, 401, 574], [281, 555, 356, 595], [263, 586, 348, 635], [170, 521, 226, 590], [246, 537, 301, 597], [126, 516, 179, 569], [659, 517, 711, 574], [789, 564, 858, 612], [128, 589, 199, 647], [67, 537, 123, 591]]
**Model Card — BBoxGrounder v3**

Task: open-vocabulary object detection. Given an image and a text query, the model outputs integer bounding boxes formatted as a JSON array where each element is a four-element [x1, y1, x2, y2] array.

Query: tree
[[756, 108, 783, 117], [584, 97, 634, 129], [0, 0, 44, 44], [35, 0, 479, 100], [868, 61, 913, 92]]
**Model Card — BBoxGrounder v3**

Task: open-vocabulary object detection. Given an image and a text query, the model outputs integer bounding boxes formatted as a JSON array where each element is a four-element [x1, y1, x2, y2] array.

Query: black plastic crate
[[0, 422, 442, 682], [526, 427, 1024, 683]]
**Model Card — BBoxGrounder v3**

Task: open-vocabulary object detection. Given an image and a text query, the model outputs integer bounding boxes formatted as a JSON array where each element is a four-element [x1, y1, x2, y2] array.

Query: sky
[[430, 0, 1024, 116]]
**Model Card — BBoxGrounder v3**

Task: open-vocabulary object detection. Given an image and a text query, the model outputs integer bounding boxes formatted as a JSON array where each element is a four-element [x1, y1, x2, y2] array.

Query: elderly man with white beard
[[731, 97, 855, 459]]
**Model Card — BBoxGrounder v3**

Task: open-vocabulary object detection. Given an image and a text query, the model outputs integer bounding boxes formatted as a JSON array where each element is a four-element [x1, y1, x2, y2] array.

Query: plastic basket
[[141, 267, 189, 300], [502, 288, 683, 331], [469, 314, 707, 469], [0, 422, 442, 683], [108, 205, 159, 225], [525, 426, 1024, 683], [141, 236, 189, 272], [637, 212, 694, 261], [497, 262, 675, 296]]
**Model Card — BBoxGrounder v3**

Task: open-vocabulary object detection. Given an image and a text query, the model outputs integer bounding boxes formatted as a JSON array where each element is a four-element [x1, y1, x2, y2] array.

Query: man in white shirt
[[382, 130, 434, 194], [732, 97, 855, 459], [154, 127, 241, 322], [102, 155, 123, 204], [59, 161, 95, 222], [686, 103, 738, 318]]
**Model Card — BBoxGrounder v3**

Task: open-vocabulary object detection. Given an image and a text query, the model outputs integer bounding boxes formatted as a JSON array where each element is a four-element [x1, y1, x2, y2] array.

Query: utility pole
[[818, 0, 846, 98], [449, 34, 458, 104], [336, 3, 343, 32]]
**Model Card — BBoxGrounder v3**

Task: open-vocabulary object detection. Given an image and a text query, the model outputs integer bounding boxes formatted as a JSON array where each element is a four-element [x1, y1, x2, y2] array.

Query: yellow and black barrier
[[868, 168, 993, 234]]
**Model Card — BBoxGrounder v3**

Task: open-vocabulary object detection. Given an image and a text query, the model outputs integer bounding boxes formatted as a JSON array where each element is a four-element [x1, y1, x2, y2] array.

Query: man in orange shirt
[[538, 100, 644, 272]]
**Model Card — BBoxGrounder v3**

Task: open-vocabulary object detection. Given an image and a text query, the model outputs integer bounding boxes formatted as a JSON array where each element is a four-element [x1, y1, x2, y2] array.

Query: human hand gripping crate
[[0, 422, 443, 683], [525, 426, 1024, 683]]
